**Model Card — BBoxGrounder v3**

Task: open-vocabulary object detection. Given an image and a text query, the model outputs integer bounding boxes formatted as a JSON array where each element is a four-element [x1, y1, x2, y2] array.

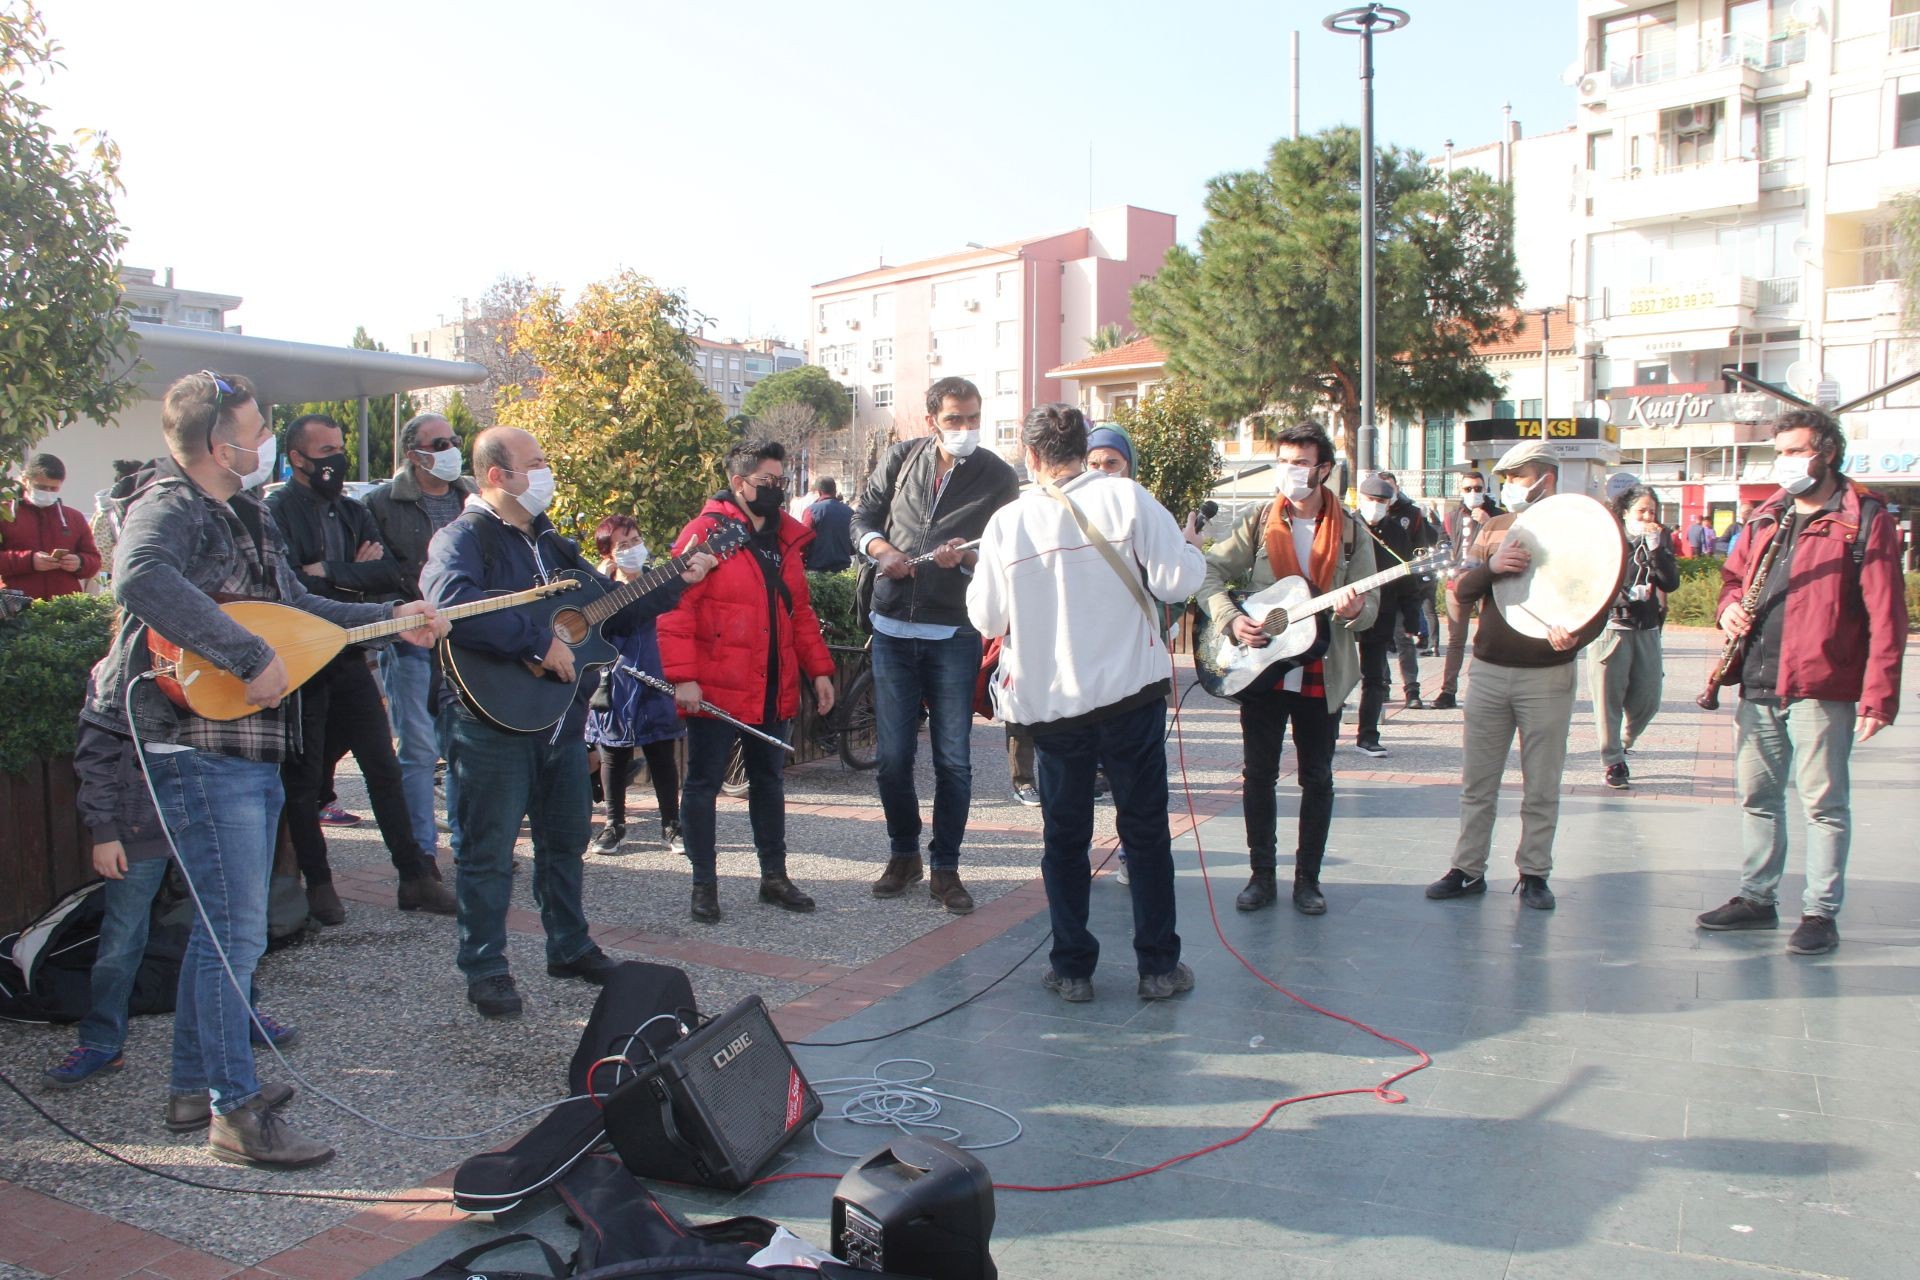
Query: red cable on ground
[[757, 651, 1431, 1194]]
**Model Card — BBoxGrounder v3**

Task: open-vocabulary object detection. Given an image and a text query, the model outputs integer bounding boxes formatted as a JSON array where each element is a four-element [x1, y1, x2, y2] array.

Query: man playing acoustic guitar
[[81, 370, 443, 1168]]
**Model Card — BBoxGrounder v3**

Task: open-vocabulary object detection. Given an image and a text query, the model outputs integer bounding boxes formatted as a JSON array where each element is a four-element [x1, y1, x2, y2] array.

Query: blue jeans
[[681, 714, 790, 884], [145, 748, 281, 1114], [380, 645, 441, 860], [1031, 698, 1181, 981], [441, 702, 594, 981], [74, 857, 171, 1054], [870, 628, 979, 869], [1736, 697, 1854, 918]]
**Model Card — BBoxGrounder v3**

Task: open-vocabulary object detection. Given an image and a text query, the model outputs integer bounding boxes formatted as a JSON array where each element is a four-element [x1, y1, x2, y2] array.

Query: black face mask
[[303, 454, 347, 499], [744, 482, 785, 518]]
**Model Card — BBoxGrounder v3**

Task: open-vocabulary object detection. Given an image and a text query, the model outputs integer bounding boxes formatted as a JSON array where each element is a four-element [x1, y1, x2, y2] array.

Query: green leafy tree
[[1133, 126, 1520, 467], [1889, 190, 1920, 330], [1113, 381, 1221, 520], [0, 3, 136, 494], [740, 365, 852, 432], [271, 327, 415, 480], [495, 270, 731, 550], [1085, 323, 1134, 354]]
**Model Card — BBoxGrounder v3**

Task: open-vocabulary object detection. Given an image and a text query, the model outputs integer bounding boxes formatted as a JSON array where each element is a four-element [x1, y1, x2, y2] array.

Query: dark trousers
[[1357, 597, 1421, 741], [601, 740, 681, 828], [1031, 698, 1180, 981], [680, 714, 790, 884], [282, 653, 429, 886], [1238, 687, 1337, 882], [870, 628, 979, 870]]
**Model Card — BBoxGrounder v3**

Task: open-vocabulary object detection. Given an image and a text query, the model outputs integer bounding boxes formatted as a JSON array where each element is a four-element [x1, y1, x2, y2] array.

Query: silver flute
[[908, 538, 981, 566], [617, 664, 796, 754]]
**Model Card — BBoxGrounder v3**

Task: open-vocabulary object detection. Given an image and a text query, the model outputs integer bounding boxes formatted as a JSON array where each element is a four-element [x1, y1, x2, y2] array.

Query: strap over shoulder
[[1040, 480, 1159, 630]]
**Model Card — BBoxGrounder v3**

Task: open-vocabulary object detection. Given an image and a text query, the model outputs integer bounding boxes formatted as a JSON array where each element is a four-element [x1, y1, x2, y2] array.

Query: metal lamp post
[[1322, 3, 1409, 478]]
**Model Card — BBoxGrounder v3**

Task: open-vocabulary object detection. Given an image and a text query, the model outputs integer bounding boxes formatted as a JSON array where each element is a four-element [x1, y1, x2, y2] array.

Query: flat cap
[[1492, 439, 1556, 474]]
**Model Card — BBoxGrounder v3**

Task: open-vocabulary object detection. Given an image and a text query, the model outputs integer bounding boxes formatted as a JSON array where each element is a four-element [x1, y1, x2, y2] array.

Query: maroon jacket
[[1718, 480, 1907, 723], [657, 495, 834, 725], [0, 498, 102, 599]]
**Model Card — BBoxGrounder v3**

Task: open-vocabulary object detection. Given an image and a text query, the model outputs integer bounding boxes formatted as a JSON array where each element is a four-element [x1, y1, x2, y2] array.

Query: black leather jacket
[[852, 438, 1020, 628], [266, 480, 406, 604], [365, 464, 478, 597]]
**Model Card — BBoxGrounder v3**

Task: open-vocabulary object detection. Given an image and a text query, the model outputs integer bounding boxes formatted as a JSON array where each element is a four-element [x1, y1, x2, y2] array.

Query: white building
[[118, 266, 242, 333], [1571, 0, 1920, 529]]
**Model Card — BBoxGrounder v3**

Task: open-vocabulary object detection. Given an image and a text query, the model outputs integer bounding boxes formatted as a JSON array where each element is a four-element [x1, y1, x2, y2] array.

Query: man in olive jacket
[[1201, 423, 1376, 916]]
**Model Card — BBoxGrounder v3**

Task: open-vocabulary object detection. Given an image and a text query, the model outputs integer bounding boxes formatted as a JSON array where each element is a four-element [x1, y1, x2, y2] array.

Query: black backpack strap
[[1852, 495, 1883, 569], [417, 1232, 569, 1279]]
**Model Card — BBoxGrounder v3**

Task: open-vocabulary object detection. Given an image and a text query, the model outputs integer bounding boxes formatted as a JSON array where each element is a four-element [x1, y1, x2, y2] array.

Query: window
[[1862, 221, 1899, 283], [996, 420, 1018, 446], [1830, 90, 1880, 163], [1493, 400, 1516, 419], [177, 306, 218, 329], [995, 369, 1018, 396], [1635, 361, 1671, 385], [995, 269, 1018, 298], [995, 320, 1017, 348], [872, 338, 892, 362], [1388, 417, 1411, 472], [872, 292, 894, 325], [1422, 417, 1455, 478], [873, 384, 893, 408], [1596, 5, 1677, 83], [1520, 398, 1543, 417], [1900, 91, 1920, 149]]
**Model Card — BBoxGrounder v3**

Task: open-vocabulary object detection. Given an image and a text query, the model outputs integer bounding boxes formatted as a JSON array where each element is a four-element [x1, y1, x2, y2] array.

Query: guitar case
[[452, 962, 697, 1213]]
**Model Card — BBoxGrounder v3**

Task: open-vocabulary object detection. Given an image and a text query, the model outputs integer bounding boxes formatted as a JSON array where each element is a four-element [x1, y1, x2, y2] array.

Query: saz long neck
[[340, 583, 564, 645], [1260, 559, 1421, 635]]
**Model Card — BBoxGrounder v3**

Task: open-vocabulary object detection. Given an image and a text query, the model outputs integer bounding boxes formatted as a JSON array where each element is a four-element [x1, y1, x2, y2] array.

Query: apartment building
[[808, 205, 1178, 469], [118, 266, 242, 333], [1572, 0, 1920, 528]]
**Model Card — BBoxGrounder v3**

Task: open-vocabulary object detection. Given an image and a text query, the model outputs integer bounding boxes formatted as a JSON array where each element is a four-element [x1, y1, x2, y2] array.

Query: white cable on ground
[[802, 1058, 1023, 1158]]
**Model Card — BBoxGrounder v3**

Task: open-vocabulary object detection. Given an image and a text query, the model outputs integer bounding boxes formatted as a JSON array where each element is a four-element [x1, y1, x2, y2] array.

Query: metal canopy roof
[[120, 321, 489, 403]]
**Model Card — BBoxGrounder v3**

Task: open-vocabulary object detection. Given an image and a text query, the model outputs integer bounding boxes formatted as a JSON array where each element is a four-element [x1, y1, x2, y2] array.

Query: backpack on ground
[[0, 867, 190, 1024]]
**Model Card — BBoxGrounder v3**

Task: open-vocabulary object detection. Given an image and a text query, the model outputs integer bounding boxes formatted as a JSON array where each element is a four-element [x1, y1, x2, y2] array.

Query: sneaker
[[591, 823, 628, 855], [1012, 784, 1041, 808], [467, 974, 523, 1018], [1786, 915, 1840, 955], [1137, 962, 1196, 1000], [43, 1047, 122, 1089], [316, 804, 361, 827], [1430, 692, 1458, 710], [548, 946, 620, 983], [1696, 897, 1779, 931], [1426, 868, 1487, 900], [166, 1081, 295, 1133], [1605, 762, 1630, 790], [1114, 855, 1130, 887], [661, 821, 685, 855], [209, 1095, 334, 1169], [1042, 969, 1094, 1003], [1354, 738, 1388, 759], [248, 1010, 299, 1048], [1516, 874, 1556, 911]]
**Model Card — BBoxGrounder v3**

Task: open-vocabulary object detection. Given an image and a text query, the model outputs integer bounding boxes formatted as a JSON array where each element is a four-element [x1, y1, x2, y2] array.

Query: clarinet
[[1697, 511, 1794, 711]]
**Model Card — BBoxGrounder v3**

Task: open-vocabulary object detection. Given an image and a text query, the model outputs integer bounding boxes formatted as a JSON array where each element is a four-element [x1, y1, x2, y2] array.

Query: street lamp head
[[1322, 4, 1410, 36]]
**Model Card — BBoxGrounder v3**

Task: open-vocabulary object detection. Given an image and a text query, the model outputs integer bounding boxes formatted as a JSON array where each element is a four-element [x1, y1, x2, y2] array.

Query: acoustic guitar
[[440, 522, 751, 735], [1193, 545, 1455, 700], [147, 581, 581, 721]]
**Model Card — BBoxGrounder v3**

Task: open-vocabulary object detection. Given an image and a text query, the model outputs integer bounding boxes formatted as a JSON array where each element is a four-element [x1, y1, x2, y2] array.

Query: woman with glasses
[[1589, 483, 1679, 790], [585, 514, 685, 856]]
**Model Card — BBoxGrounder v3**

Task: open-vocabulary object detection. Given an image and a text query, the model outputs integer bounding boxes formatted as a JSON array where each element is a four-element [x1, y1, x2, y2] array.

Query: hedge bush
[[0, 593, 115, 774], [806, 568, 861, 646]]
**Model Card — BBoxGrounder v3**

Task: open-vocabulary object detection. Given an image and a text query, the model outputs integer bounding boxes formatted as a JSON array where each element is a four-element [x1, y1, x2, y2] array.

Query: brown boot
[[397, 874, 456, 915], [167, 1081, 296, 1133], [306, 882, 346, 927], [871, 855, 924, 898], [929, 870, 975, 915], [208, 1094, 334, 1169]]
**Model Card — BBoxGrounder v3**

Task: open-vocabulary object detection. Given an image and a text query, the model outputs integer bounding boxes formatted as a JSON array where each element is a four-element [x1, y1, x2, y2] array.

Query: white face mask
[[507, 466, 556, 517], [942, 429, 980, 458], [1500, 473, 1541, 511], [1359, 498, 1390, 524], [1622, 518, 1647, 540], [1461, 490, 1487, 509], [1772, 455, 1817, 495], [613, 543, 648, 573], [225, 435, 277, 490], [421, 447, 463, 482], [26, 488, 59, 508], [1278, 464, 1316, 503]]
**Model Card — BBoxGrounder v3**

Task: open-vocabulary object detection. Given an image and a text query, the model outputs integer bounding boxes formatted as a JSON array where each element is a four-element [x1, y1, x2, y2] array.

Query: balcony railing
[[1759, 157, 1803, 190], [1755, 277, 1800, 310], [1604, 31, 1805, 89], [1825, 281, 1901, 323], [1894, 12, 1920, 54]]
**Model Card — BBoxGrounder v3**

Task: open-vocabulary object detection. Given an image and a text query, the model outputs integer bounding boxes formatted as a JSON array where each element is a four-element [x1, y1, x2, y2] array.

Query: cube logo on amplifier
[[604, 995, 821, 1190]]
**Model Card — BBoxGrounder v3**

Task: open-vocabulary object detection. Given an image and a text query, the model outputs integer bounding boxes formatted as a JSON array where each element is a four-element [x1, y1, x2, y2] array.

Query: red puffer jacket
[[1717, 480, 1907, 723], [657, 496, 835, 725]]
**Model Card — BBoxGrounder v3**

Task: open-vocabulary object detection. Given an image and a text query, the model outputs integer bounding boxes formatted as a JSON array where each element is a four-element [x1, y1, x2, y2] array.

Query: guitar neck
[[342, 584, 565, 644], [1265, 561, 1417, 634], [581, 547, 703, 626]]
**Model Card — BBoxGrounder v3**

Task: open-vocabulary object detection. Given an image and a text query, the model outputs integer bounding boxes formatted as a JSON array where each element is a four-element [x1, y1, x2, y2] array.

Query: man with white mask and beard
[[853, 377, 1020, 914], [1426, 440, 1610, 912]]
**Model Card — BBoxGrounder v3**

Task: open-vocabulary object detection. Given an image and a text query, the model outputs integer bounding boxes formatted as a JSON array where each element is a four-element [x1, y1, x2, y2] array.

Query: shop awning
[[1604, 329, 1735, 361]]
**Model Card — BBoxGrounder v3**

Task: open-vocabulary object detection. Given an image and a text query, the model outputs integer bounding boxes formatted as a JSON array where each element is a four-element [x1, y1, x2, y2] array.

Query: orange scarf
[[1264, 487, 1345, 591]]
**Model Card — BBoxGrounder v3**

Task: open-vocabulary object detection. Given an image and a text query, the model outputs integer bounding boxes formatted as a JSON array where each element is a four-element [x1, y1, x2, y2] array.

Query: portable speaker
[[602, 994, 820, 1190], [832, 1136, 996, 1280]]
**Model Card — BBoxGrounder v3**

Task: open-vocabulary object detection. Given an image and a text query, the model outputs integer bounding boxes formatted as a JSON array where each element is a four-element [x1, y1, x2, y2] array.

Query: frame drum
[[1490, 493, 1626, 639]]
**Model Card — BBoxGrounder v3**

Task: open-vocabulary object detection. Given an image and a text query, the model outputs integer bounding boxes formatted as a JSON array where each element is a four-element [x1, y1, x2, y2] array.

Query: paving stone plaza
[[1, 628, 1916, 1279]]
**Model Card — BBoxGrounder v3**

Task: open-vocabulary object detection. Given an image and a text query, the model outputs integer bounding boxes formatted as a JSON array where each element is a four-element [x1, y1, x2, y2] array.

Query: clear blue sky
[[33, 0, 1579, 352]]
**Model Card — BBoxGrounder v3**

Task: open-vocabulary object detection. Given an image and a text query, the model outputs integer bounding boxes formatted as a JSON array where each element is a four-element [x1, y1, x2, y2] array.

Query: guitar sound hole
[[1268, 611, 1290, 633], [551, 610, 587, 645]]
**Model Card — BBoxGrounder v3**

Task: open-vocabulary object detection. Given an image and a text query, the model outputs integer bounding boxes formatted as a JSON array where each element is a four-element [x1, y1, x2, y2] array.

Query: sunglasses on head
[[197, 370, 246, 455]]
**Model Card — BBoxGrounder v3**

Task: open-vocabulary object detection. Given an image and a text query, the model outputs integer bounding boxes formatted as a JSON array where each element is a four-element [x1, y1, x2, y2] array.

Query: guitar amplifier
[[603, 995, 820, 1190]]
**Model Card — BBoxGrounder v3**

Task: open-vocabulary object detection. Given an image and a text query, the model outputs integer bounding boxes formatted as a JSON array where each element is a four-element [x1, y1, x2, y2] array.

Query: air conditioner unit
[[844, 318, 861, 330], [1577, 74, 1604, 101], [1674, 103, 1716, 135], [868, 360, 883, 371], [962, 299, 980, 311]]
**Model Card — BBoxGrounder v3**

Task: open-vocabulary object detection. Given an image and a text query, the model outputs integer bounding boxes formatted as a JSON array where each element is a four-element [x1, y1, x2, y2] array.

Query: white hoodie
[[967, 470, 1205, 730]]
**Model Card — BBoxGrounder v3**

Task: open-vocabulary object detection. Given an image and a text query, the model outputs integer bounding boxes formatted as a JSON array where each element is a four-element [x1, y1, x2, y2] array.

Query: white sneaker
[[1115, 858, 1130, 887]]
